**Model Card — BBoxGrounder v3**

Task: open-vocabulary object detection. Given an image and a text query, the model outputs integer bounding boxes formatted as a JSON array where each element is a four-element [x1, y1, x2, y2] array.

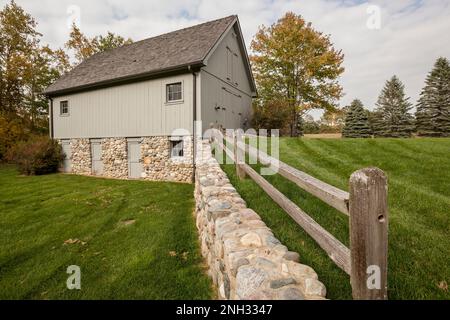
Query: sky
[[3, 0, 450, 117]]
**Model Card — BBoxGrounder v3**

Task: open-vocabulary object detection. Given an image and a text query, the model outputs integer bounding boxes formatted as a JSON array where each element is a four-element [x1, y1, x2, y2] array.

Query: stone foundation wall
[[195, 140, 327, 300], [141, 136, 193, 183], [102, 138, 128, 179], [71, 139, 91, 175], [65, 136, 193, 183]]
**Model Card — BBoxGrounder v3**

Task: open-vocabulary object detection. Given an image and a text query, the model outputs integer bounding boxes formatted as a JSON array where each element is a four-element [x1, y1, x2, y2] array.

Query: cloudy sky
[[4, 0, 450, 115]]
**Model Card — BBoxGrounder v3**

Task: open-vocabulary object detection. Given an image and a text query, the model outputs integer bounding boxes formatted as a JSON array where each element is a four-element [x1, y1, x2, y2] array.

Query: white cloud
[[3, 0, 450, 116]]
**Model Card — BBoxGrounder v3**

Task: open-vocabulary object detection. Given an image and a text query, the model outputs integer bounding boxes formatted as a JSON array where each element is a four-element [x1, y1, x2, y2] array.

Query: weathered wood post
[[234, 129, 246, 180], [349, 167, 388, 300]]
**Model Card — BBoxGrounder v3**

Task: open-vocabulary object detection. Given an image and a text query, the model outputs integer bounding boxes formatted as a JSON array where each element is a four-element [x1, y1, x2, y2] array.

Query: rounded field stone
[[270, 278, 297, 289], [278, 287, 304, 300], [283, 251, 300, 262]]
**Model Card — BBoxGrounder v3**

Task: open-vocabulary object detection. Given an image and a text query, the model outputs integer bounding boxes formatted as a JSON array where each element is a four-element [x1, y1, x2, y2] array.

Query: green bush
[[7, 136, 64, 175]]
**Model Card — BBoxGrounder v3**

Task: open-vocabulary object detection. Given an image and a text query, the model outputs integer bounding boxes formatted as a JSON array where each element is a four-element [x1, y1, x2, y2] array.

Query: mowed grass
[[0, 166, 212, 300], [222, 138, 450, 300]]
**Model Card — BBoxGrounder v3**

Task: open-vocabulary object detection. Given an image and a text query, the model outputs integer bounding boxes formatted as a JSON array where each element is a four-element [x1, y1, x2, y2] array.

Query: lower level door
[[128, 139, 142, 179], [91, 141, 103, 175], [61, 140, 72, 173]]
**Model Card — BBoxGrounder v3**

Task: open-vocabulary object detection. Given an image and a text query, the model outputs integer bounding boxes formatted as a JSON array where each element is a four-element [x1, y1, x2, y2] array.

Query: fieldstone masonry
[[70, 138, 91, 175], [65, 136, 193, 183], [102, 138, 128, 179], [141, 136, 193, 183], [195, 140, 327, 300]]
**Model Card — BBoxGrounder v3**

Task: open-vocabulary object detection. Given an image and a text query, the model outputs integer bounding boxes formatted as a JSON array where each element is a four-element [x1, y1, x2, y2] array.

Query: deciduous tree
[[250, 12, 344, 137], [66, 24, 133, 66]]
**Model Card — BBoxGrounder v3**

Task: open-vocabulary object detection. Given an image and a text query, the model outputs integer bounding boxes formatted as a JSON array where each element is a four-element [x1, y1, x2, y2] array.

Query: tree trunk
[[291, 108, 299, 137]]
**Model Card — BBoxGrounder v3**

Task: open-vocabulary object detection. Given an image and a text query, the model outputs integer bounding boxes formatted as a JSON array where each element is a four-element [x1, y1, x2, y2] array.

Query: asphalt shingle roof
[[45, 15, 237, 96]]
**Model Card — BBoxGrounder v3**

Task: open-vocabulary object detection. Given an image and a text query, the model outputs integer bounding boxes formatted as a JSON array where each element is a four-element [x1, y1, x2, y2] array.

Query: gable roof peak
[[45, 15, 238, 96]]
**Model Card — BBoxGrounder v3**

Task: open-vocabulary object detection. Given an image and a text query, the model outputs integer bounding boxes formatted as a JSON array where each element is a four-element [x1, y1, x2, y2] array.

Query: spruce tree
[[343, 99, 372, 138], [373, 76, 414, 137], [416, 57, 450, 137]]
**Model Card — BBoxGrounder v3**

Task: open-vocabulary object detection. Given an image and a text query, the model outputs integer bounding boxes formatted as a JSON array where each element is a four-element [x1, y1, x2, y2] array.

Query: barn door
[[127, 139, 142, 179], [61, 140, 72, 173], [91, 140, 103, 175]]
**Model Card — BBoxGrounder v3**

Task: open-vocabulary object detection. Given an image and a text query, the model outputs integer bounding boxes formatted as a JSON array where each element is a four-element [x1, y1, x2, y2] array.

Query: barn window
[[170, 139, 184, 158], [60, 101, 69, 116], [166, 82, 183, 102]]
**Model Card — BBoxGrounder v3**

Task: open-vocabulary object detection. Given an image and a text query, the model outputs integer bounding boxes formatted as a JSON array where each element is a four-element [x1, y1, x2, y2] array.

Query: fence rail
[[213, 132, 389, 300]]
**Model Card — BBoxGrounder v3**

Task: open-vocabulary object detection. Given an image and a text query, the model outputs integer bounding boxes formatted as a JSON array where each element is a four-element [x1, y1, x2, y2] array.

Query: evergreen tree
[[343, 99, 372, 138], [416, 57, 450, 137], [374, 75, 414, 137]]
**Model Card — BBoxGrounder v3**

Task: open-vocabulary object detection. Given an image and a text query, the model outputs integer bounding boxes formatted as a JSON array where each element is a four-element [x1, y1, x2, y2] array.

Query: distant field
[[0, 166, 212, 300], [304, 133, 342, 139], [222, 138, 450, 300]]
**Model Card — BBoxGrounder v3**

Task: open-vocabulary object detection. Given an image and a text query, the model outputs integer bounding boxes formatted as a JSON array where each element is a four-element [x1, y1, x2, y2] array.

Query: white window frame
[[166, 82, 183, 104], [170, 139, 184, 159], [60, 100, 69, 116]]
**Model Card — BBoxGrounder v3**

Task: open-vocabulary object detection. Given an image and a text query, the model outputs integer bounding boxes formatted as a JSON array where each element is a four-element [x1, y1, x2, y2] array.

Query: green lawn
[[0, 166, 212, 300], [222, 138, 450, 300]]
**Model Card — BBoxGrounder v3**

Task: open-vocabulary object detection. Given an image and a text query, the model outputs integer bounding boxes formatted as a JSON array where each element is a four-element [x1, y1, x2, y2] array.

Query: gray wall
[[200, 26, 254, 132], [52, 74, 193, 139]]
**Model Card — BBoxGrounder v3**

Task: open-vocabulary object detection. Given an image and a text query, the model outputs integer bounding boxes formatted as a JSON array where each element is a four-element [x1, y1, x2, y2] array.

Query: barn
[[44, 15, 256, 182]]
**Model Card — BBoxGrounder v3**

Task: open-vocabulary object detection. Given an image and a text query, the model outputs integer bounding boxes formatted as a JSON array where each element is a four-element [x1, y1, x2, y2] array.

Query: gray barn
[[45, 15, 256, 183]]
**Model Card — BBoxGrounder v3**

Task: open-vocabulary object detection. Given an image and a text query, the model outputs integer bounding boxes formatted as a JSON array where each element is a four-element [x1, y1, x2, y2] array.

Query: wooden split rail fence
[[213, 132, 389, 300]]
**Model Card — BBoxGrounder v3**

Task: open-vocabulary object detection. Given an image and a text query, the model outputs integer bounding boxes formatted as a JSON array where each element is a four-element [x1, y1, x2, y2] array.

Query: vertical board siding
[[200, 27, 254, 132], [52, 74, 193, 139]]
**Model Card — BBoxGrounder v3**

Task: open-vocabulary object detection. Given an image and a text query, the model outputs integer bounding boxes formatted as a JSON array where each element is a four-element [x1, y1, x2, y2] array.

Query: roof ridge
[[89, 15, 237, 59]]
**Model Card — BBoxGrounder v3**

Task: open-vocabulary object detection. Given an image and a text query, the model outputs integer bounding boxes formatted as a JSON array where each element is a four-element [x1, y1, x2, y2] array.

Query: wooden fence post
[[349, 168, 388, 300], [234, 130, 246, 180]]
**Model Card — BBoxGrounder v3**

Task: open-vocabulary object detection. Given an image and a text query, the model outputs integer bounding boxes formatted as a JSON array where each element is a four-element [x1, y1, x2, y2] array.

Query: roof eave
[[44, 62, 204, 97]]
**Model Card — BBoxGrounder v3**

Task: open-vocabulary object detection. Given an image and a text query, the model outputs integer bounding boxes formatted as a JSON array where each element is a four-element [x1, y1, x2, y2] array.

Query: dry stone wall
[[195, 140, 327, 300]]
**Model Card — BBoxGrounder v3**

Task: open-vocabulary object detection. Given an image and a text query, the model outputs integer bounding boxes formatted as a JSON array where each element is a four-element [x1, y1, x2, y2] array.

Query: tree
[[252, 100, 289, 133], [0, 0, 39, 115], [373, 76, 414, 138], [416, 57, 450, 137], [22, 45, 67, 130], [96, 31, 133, 52], [66, 24, 133, 66], [342, 99, 372, 138], [320, 108, 345, 132], [250, 12, 344, 137], [65, 23, 97, 65], [0, 1, 71, 160]]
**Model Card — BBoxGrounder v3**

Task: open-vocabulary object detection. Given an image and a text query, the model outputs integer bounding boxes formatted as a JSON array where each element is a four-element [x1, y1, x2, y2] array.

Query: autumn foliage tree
[[0, 1, 69, 159], [0, 1, 132, 161], [66, 24, 133, 66], [250, 12, 345, 136]]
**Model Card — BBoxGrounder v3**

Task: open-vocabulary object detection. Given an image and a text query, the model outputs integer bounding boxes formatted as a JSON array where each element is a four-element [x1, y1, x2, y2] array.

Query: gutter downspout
[[190, 67, 197, 183], [49, 97, 54, 139]]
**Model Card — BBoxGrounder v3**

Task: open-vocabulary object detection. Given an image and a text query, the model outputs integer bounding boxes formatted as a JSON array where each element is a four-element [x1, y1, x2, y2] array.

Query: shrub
[[7, 136, 64, 175]]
